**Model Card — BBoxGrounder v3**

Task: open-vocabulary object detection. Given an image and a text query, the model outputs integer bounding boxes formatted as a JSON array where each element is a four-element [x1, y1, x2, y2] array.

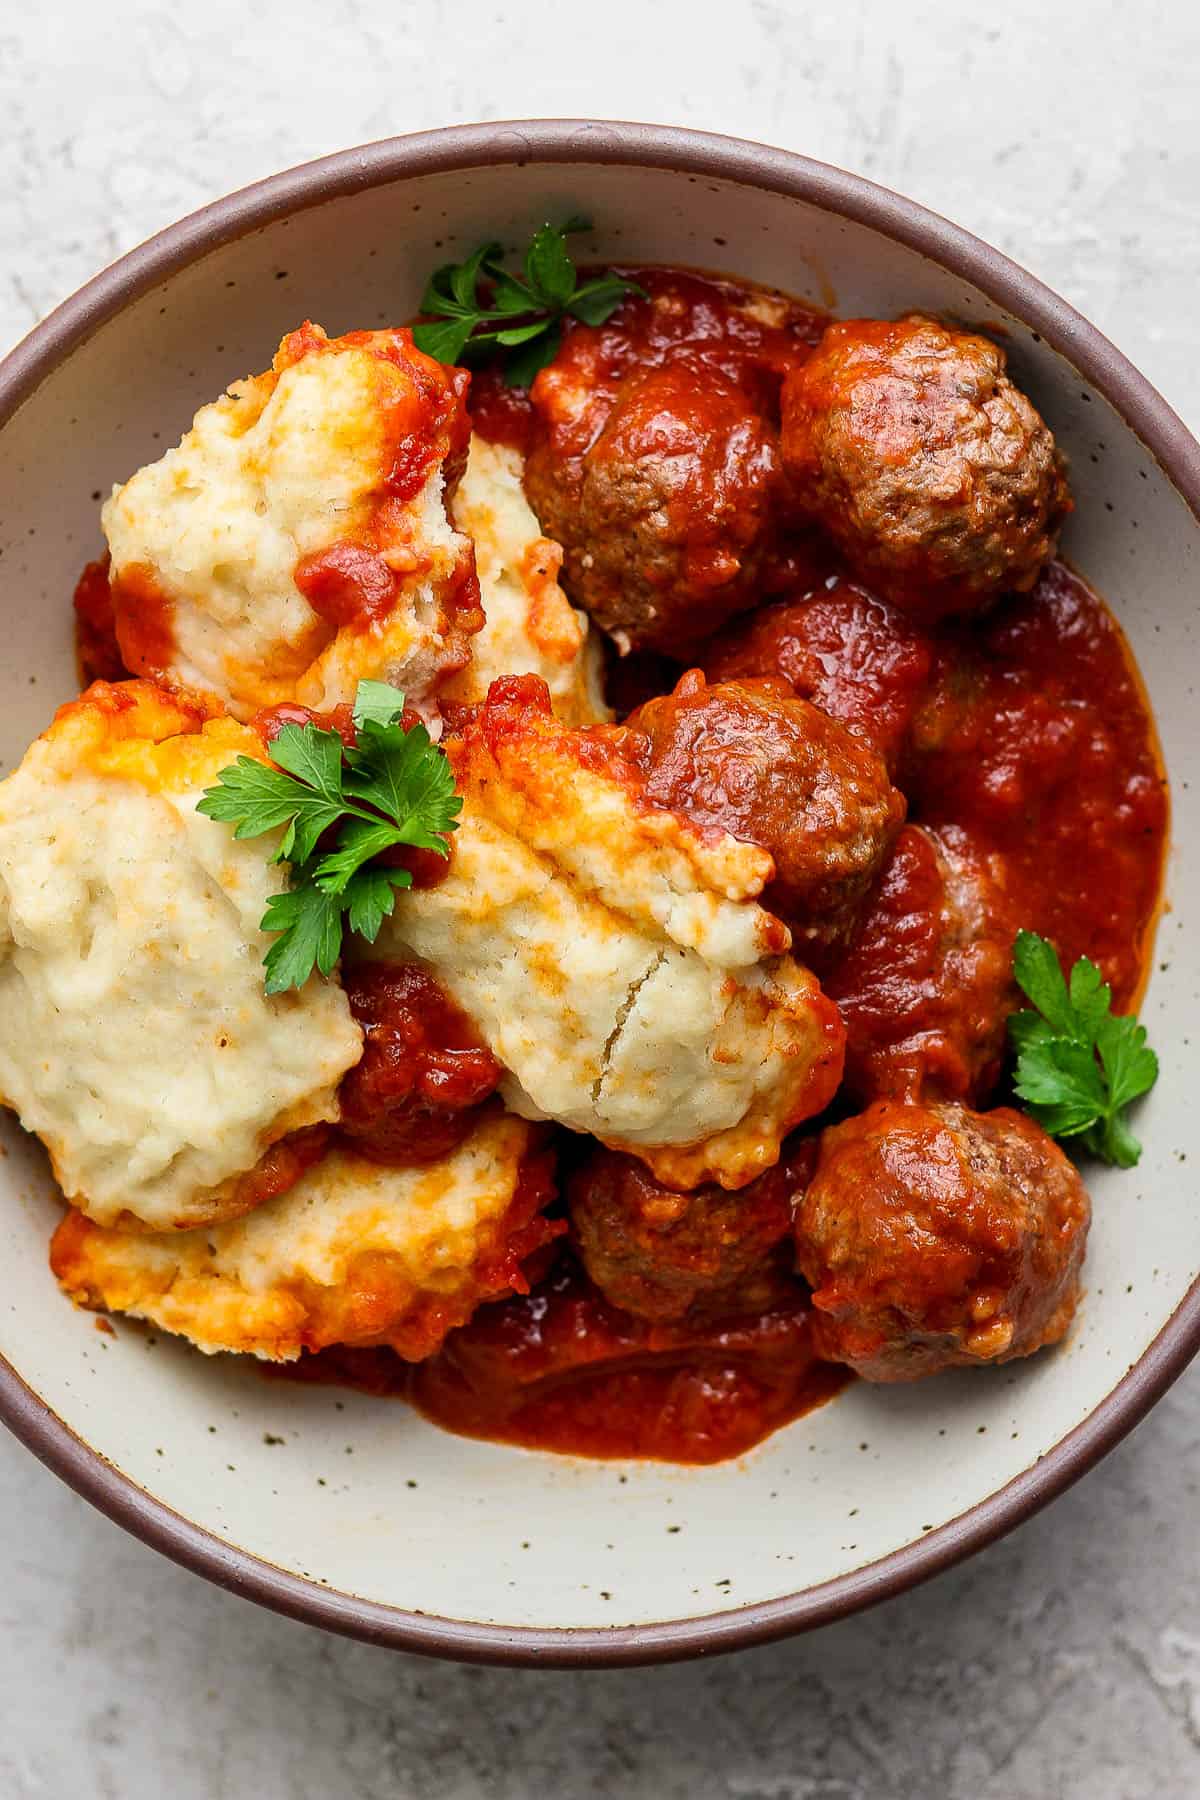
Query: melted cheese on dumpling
[[102, 324, 478, 721], [0, 681, 362, 1230], [377, 682, 845, 1189], [50, 1111, 550, 1361]]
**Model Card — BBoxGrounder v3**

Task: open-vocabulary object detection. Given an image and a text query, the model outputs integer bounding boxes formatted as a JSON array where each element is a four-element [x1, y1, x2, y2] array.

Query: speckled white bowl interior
[[0, 125, 1196, 1663]]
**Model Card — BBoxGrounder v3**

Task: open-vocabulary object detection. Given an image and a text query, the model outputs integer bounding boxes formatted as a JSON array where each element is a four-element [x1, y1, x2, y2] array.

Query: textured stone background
[[2, 3, 1199, 1794]]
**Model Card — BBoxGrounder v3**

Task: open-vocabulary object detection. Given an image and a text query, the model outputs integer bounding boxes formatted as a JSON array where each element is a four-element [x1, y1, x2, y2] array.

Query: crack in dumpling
[[376, 677, 845, 1189]]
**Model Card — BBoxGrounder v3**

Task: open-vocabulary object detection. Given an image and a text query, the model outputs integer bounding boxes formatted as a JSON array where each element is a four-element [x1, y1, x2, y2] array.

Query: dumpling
[[443, 434, 608, 725], [50, 1110, 558, 1361], [102, 323, 481, 722], [0, 681, 362, 1230], [376, 677, 845, 1189]]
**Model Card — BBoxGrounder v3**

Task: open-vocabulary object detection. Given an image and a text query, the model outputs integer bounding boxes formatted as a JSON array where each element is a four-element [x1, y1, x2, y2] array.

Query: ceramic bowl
[[0, 122, 1196, 1667]]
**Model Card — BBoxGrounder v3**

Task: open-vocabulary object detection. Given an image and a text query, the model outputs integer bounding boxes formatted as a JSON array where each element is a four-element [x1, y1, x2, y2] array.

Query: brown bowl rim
[[0, 118, 1197, 1669]]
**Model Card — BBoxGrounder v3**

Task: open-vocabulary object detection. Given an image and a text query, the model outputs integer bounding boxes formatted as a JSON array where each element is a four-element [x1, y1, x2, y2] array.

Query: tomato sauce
[[817, 821, 1019, 1106], [467, 364, 536, 456], [109, 562, 176, 682], [233, 1124, 331, 1212], [294, 543, 399, 629], [548, 267, 824, 416], [72, 555, 127, 685], [291, 1256, 850, 1465], [338, 962, 501, 1164], [252, 699, 360, 747], [906, 560, 1167, 1008], [435, 268, 1165, 1461], [409, 1260, 851, 1465], [703, 580, 934, 772]]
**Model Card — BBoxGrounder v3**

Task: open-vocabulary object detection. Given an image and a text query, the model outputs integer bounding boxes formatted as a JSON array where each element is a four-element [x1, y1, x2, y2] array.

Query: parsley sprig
[[412, 217, 644, 387], [197, 680, 460, 995], [1008, 930, 1159, 1167]]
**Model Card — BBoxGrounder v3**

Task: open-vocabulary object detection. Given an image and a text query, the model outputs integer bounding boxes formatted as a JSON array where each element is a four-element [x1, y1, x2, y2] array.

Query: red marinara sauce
[[408, 1259, 851, 1465], [905, 560, 1168, 1009], [338, 962, 501, 1164], [295, 1255, 851, 1465], [72, 555, 128, 684]]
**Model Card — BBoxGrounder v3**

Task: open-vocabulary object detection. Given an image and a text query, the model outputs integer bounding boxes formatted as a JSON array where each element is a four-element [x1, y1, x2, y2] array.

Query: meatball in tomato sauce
[[702, 579, 935, 771], [409, 1251, 838, 1465], [819, 823, 1019, 1106], [781, 315, 1070, 623], [626, 670, 904, 947], [568, 1142, 813, 1325], [526, 351, 783, 654], [795, 1100, 1090, 1382]]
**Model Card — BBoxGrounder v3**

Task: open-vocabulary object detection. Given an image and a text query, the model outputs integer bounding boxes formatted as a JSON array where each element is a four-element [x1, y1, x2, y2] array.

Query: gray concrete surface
[[2, 2, 1199, 1793]]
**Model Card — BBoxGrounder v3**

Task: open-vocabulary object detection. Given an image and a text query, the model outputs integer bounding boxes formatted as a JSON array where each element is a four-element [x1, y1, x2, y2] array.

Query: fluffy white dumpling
[[102, 323, 480, 722], [445, 435, 608, 725], [0, 681, 363, 1230]]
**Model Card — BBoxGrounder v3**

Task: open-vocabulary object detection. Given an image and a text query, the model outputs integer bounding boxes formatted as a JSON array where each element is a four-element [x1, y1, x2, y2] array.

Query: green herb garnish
[[198, 681, 460, 994], [412, 217, 644, 387], [1008, 929, 1159, 1167]]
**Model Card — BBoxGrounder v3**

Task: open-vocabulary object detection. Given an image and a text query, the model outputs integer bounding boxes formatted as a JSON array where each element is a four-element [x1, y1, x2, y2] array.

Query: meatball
[[626, 669, 905, 946], [795, 1100, 1090, 1381], [819, 824, 1019, 1105], [525, 352, 783, 654], [569, 1141, 814, 1324], [781, 315, 1071, 622], [703, 579, 935, 770], [337, 963, 502, 1164]]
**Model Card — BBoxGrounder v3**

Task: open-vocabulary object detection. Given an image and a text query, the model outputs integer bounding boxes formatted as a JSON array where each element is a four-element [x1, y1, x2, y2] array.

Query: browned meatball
[[526, 352, 783, 654], [702, 579, 935, 771], [569, 1142, 813, 1323], [781, 315, 1071, 623], [819, 823, 1020, 1105], [795, 1100, 1090, 1381], [626, 669, 905, 947]]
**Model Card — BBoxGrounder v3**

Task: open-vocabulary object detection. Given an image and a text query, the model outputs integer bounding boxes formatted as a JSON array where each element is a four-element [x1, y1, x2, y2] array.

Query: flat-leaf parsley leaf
[[1008, 929, 1159, 1167], [412, 218, 645, 387], [197, 682, 460, 994]]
